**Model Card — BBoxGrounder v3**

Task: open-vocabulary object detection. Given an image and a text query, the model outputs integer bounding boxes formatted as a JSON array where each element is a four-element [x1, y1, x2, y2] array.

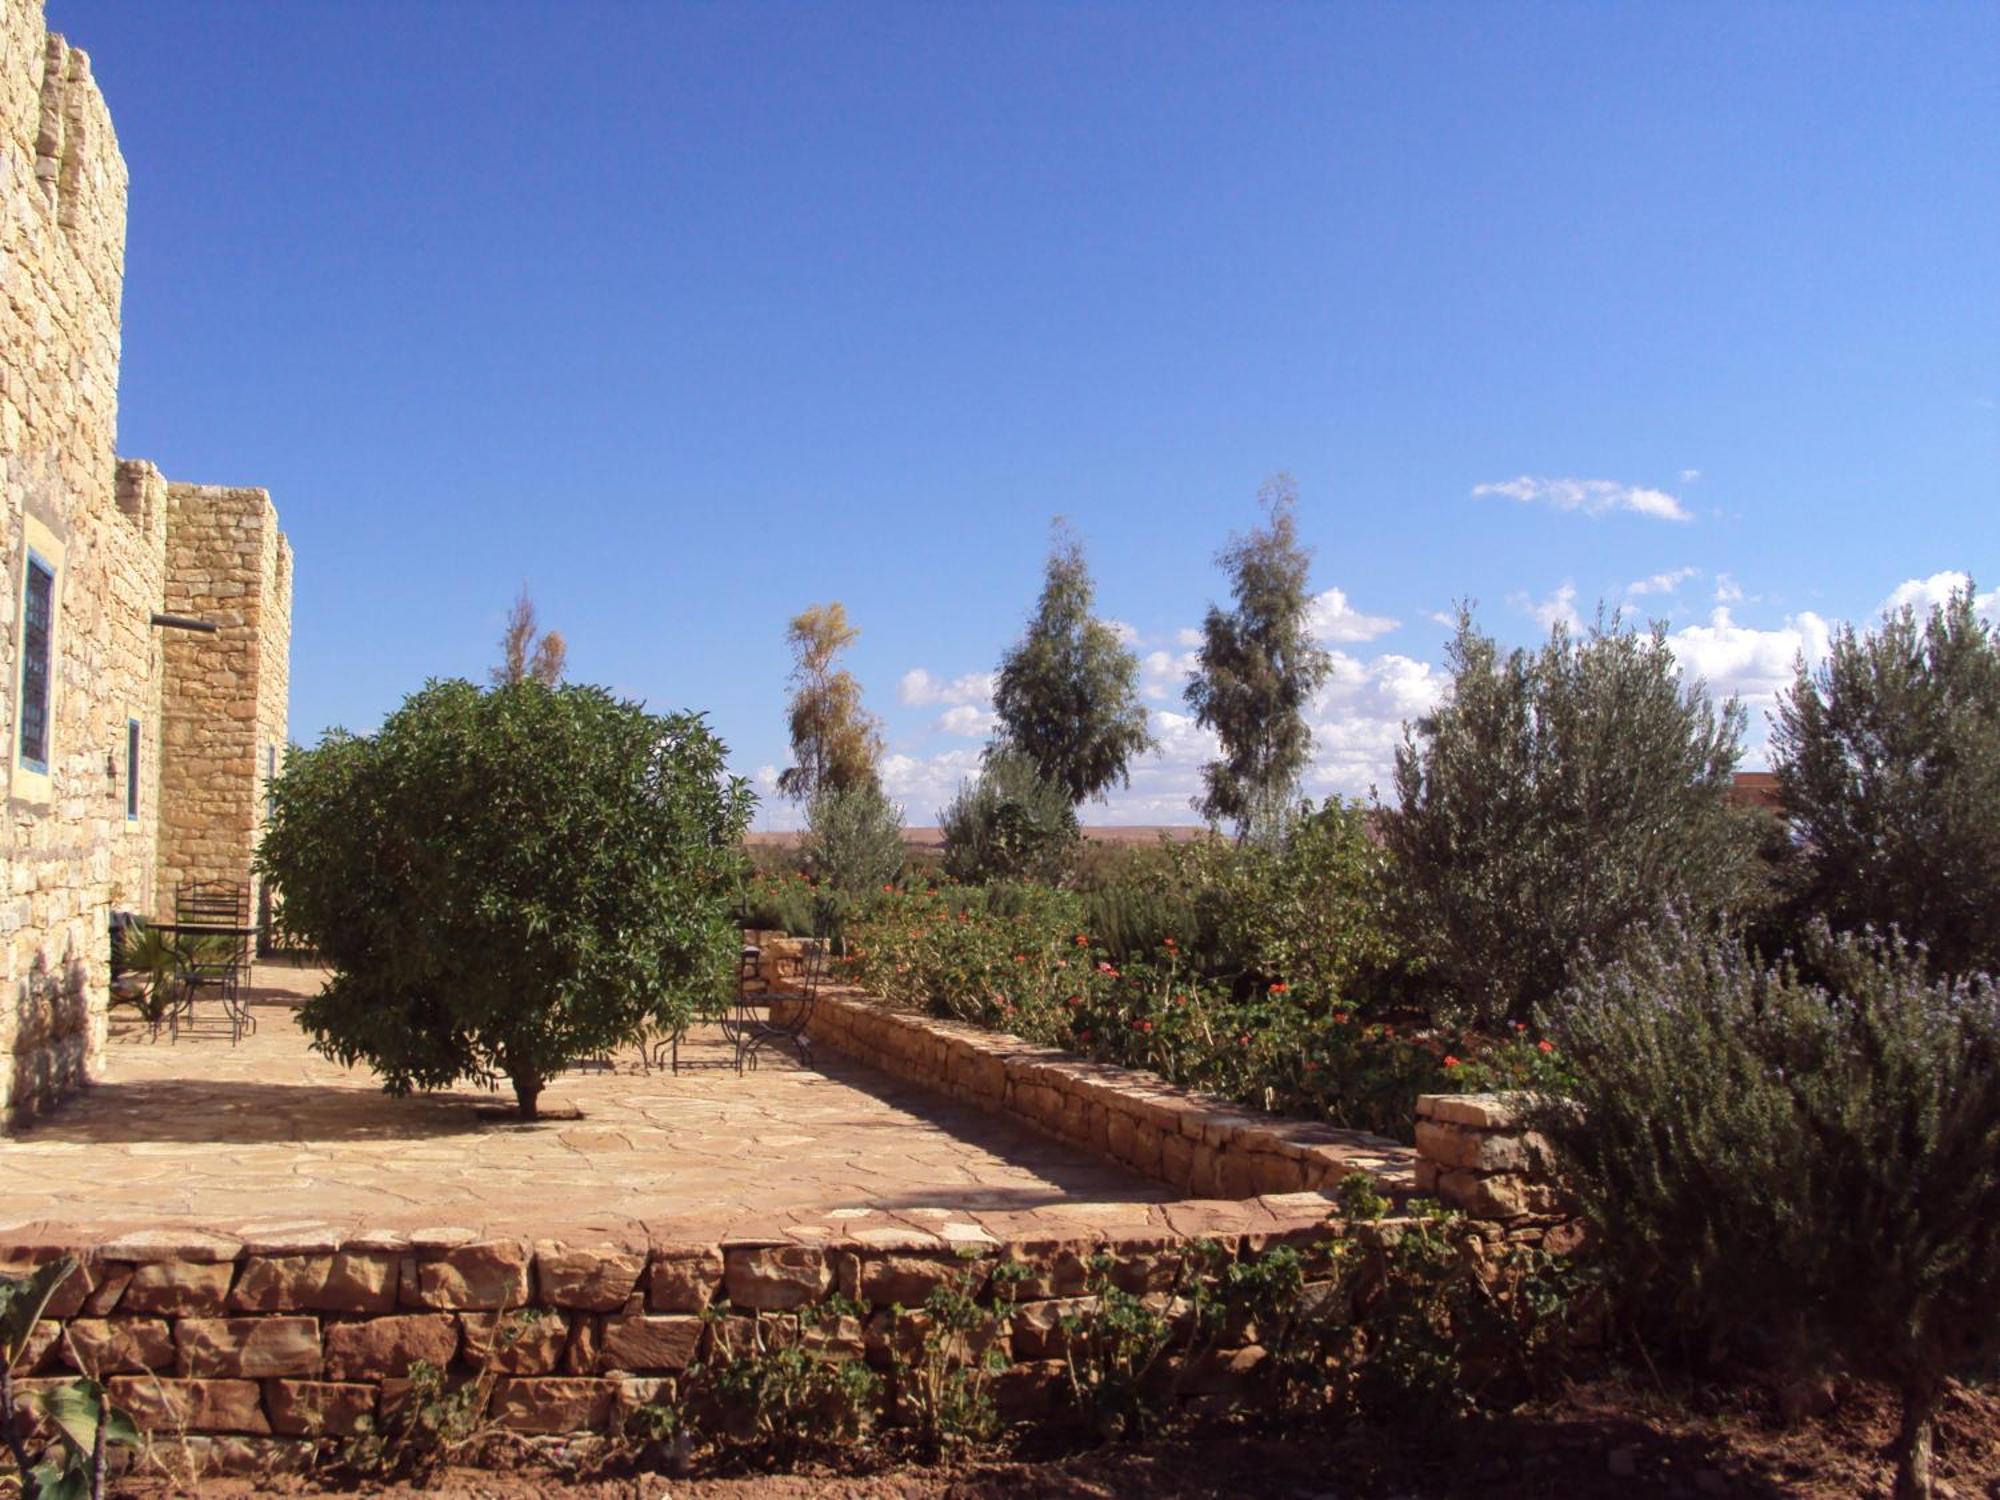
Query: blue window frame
[[127, 718, 141, 820], [18, 551, 54, 773]]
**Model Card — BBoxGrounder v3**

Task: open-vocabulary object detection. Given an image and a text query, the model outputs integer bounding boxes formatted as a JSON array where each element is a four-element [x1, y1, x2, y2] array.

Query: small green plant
[[1056, 1253, 1181, 1439], [695, 1319, 880, 1467], [0, 1258, 143, 1500], [890, 1256, 1025, 1453]]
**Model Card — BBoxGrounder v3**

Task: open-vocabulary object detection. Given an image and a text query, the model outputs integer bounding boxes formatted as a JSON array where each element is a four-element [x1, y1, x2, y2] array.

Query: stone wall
[[0, 1211, 1417, 1473], [157, 482, 293, 912], [1413, 1092, 1570, 1222], [771, 977, 1417, 1201], [0, 0, 294, 1126]]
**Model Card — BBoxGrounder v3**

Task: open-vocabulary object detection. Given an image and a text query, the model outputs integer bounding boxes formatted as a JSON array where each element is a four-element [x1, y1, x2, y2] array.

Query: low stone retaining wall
[[2, 1205, 1385, 1473], [1414, 1092, 1569, 1221], [779, 986, 1418, 1202]]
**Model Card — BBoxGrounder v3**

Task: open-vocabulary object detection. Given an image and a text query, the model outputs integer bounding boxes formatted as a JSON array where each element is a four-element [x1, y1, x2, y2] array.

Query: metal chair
[[174, 881, 254, 1044], [735, 931, 827, 1073]]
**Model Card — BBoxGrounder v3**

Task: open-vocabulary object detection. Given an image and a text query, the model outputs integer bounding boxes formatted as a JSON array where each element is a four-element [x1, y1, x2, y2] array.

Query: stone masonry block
[[110, 1377, 269, 1435], [723, 1246, 828, 1310], [264, 1380, 376, 1438], [534, 1242, 646, 1312], [119, 1260, 234, 1316], [598, 1315, 702, 1372], [404, 1241, 531, 1310], [647, 1246, 723, 1313], [176, 1317, 321, 1378], [324, 1314, 458, 1381], [490, 1377, 615, 1434]]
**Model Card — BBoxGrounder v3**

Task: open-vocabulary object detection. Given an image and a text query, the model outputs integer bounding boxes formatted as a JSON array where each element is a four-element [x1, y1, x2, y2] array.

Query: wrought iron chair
[[735, 930, 827, 1073], [174, 880, 254, 1044]]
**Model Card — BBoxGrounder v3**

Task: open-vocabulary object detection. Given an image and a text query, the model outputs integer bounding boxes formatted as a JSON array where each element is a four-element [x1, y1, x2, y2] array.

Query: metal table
[[148, 921, 261, 1044]]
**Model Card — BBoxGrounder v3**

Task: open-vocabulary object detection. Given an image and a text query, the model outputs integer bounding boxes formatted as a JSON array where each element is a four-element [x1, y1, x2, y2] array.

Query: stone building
[[2, 0, 293, 1126]]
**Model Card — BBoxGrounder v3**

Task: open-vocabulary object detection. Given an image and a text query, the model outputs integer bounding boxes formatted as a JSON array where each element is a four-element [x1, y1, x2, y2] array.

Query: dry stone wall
[[1, 0, 292, 1126]]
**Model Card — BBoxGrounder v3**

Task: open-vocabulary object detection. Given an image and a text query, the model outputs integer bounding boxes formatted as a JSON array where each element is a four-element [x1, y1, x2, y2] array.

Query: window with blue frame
[[127, 718, 141, 820], [18, 553, 54, 772]]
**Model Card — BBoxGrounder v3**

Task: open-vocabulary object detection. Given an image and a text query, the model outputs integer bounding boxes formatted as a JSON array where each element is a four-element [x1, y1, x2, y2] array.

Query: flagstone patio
[[0, 966, 1176, 1247]]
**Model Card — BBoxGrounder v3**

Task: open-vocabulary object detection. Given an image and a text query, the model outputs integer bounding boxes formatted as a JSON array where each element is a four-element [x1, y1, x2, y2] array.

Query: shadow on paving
[[17, 1077, 492, 1146]]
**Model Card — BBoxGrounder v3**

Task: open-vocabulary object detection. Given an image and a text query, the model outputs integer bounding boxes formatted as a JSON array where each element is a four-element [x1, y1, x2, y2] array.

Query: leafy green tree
[[490, 586, 566, 686], [1539, 921, 2000, 1500], [257, 679, 753, 1118], [992, 524, 1153, 804], [1184, 475, 1333, 838], [938, 747, 1080, 886], [804, 783, 907, 902], [777, 602, 883, 801], [1773, 583, 2000, 978], [1388, 608, 1763, 1027]]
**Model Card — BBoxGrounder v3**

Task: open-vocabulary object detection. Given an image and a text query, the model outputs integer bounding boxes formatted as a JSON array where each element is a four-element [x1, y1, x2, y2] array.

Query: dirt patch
[[109, 1375, 2000, 1498]]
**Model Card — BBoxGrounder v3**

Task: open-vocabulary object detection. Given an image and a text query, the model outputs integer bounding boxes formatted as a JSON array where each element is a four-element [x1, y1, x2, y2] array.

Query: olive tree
[[1388, 607, 1765, 1027], [1773, 583, 2000, 979], [939, 747, 1081, 886], [258, 679, 753, 1118]]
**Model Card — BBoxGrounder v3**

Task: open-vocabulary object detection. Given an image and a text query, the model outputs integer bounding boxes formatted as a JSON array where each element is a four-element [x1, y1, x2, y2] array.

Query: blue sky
[[54, 1, 1997, 828]]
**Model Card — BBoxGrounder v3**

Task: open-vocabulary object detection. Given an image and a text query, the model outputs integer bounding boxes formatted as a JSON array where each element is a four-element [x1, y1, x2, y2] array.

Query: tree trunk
[[510, 1069, 543, 1121], [1893, 1370, 1943, 1500]]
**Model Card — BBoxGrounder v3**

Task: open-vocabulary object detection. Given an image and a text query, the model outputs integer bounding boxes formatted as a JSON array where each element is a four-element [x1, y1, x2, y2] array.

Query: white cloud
[[1714, 573, 1745, 605], [1626, 567, 1700, 598], [1878, 571, 2000, 625], [936, 704, 998, 739], [1666, 607, 1833, 742], [1473, 475, 1694, 523], [1140, 648, 1198, 703], [1510, 582, 1582, 633], [1104, 619, 1141, 647], [1175, 627, 1204, 648], [1307, 587, 1398, 643], [879, 747, 985, 820], [1679, 468, 1702, 483], [898, 668, 994, 708]]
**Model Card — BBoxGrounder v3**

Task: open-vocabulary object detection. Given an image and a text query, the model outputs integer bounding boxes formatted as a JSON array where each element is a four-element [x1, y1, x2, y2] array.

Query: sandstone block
[[534, 1242, 645, 1311], [1415, 1120, 1555, 1175], [459, 1310, 568, 1374], [490, 1377, 614, 1434], [120, 1260, 233, 1316], [324, 1314, 458, 1380], [264, 1380, 376, 1437], [110, 1377, 269, 1435], [229, 1252, 398, 1315], [858, 1255, 975, 1309], [723, 1245, 828, 1310], [1414, 1092, 1527, 1130], [646, 1246, 722, 1313], [404, 1241, 531, 1310], [176, 1317, 321, 1378], [992, 1359, 1065, 1421], [1437, 1169, 1568, 1220], [1009, 1298, 1089, 1360], [598, 1315, 702, 1372]]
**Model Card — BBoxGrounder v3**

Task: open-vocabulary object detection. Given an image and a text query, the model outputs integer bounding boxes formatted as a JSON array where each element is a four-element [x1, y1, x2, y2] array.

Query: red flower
[[1097, 961, 1120, 978], [1304, 1060, 1319, 1073], [1074, 934, 1089, 947], [1078, 1028, 1093, 1044], [1136, 1019, 1153, 1033], [1443, 1055, 1462, 1069], [881, 884, 894, 893], [1237, 1033, 1251, 1047], [1013, 953, 1027, 963], [1163, 937, 1178, 951], [1512, 1021, 1527, 1033], [1332, 1011, 1350, 1025], [1537, 1039, 1555, 1053]]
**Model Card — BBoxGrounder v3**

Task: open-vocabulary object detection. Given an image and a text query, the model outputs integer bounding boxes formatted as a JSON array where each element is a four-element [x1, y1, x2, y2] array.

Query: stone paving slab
[[0, 967, 1174, 1245]]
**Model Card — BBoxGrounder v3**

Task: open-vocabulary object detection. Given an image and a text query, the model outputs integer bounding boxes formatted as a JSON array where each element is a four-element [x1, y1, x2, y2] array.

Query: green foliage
[[991, 525, 1154, 804], [1057, 1253, 1182, 1438], [257, 678, 753, 1118], [29, 1379, 142, 1500], [937, 748, 1080, 886], [0, 1257, 72, 1370], [1388, 606, 1764, 1029], [890, 1255, 1024, 1453], [697, 1333, 880, 1466], [1774, 584, 2000, 980], [1184, 475, 1334, 838], [739, 871, 821, 937], [777, 602, 883, 801], [803, 784, 906, 903], [1539, 920, 2000, 1499]]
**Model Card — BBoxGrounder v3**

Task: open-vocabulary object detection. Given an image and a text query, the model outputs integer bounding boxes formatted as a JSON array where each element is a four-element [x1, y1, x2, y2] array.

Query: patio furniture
[[735, 932, 827, 1073], [162, 882, 258, 1044]]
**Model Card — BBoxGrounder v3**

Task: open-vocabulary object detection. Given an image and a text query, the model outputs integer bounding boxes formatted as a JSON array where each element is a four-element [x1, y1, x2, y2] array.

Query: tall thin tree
[[992, 522, 1154, 804], [1184, 475, 1333, 838], [778, 602, 884, 801], [491, 586, 566, 687]]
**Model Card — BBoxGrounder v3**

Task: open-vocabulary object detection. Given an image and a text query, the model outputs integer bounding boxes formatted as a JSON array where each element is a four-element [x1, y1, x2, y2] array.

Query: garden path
[[0, 966, 1177, 1247]]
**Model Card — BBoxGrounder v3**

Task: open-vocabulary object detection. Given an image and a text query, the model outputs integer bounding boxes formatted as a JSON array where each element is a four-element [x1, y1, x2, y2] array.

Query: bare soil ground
[[114, 1375, 2000, 1499]]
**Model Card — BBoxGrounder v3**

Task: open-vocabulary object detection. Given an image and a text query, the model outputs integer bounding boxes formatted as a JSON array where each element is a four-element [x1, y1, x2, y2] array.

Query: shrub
[[1774, 583, 2000, 979], [258, 679, 753, 1118], [1388, 607, 1766, 1029], [937, 748, 1079, 886], [803, 784, 905, 904], [1539, 921, 2000, 1500]]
